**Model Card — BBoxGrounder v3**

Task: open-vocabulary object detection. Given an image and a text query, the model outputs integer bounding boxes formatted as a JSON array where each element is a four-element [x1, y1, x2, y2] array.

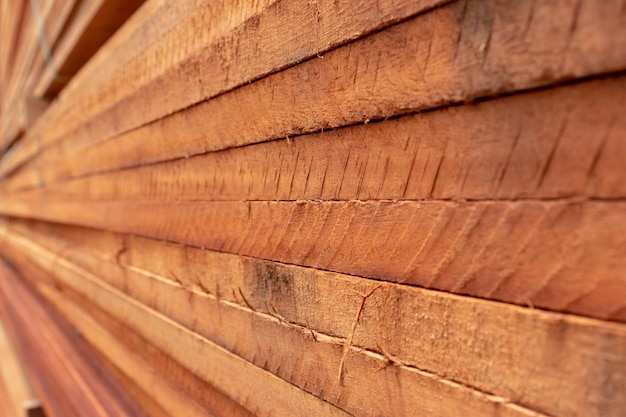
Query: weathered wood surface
[[3, 236, 356, 417], [3, 252, 256, 417], [0, 223, 576, 417], [56, 0, 205, 100], [0, 0, 142, 153], [0, 0, 34, 149], [12, 0, 78, 96], [0, 0, 75, 151]]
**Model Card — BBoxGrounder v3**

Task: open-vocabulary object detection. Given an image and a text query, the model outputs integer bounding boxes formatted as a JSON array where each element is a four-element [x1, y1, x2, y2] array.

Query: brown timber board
[[1, 197, 625, 321], [1, 228, 575, 417], [33, 0, 146, 98], [6, 0, 626, 182], [0, 0, 624, 415], [2, 252, 256, 417], [2, 239, 356, 417], [2, 220, 626, 417], [2, 75, 622, 199], [0, 258, 150, 417], [0, 0, 449, 177]]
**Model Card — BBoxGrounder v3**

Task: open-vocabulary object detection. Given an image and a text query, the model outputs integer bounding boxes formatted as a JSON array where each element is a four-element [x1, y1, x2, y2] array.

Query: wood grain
[[0, 0, 201, 161], [0, 0, 448, 177], [0, 0, 75, 148], [4, 219, 626, 417], [4, 75, 623, 199], [0, 381, 9, 417], [1, 1, 625, 415], [1, 238, 356, 417], [0, 0, 34, 148], [40, 286, 255, 417], [33, 0, 145, 98], [2, 227, 580, 417], [55, 0, 206, 101], [2, 197, 625, 321], [7, 0, 626, 183], [5, 250, 255, 417], [0, 258, 150, 417]]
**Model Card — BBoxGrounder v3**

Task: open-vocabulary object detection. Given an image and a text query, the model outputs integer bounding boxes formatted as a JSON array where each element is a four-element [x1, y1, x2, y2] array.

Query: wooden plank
[[0, 268, 80, 417], [41, 288, 254, 417], [18, 0, 81, 102], [0, 314, 37, 417], [0, 0, 52, 148], [0, 0, 445, 176], [33, 0, 146, 98], [1, 227, 560, 417], [0, 263, 143, 417], [0, 0, 34, 115], [1, 252, 254, 417], [56, 0, 205, 100], [1, 237, 356, 417], [5, 219, 626, 417], [34, 0, 446, 163], [0, 0, 31, 148], [0, 0, 444, 177], [6, 2, 623, 182], [0, 0, 75, 152], [4, 0, 626, 186], [4, 75, 623, 199], [0, 0, 184, 163], [0, 259, 150, 417], [1, 197, 625, 321], [0, 1, 24, 91], [83, 347, 173, 417], [0, 0, 202, 162], [1, 1, 624, 415]]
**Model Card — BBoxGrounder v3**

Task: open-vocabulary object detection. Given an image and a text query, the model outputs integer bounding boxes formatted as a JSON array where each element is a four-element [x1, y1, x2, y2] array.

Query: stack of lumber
[[0, 0, 625, 416], [0, 0, 144, 157]]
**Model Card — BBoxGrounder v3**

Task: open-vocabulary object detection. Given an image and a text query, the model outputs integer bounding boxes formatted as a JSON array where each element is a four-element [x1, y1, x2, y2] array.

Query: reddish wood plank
[[3, 251, 256, 417], [34, 0, 145, 98], [6, 0, 626, 183], [2, 243, 354, 417], [0, 314, 37, 417], [1, 197, 625, 321], [0, 0, 448, 177], [5, 219, 626, 417], [3, 75, 622, 199], [0, 259, 150, 417], [2, 230, 565, 417]]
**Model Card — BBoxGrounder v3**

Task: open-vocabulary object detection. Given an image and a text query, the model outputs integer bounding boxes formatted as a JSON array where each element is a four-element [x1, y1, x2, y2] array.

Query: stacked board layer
[[1, 1, 625, 416]]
